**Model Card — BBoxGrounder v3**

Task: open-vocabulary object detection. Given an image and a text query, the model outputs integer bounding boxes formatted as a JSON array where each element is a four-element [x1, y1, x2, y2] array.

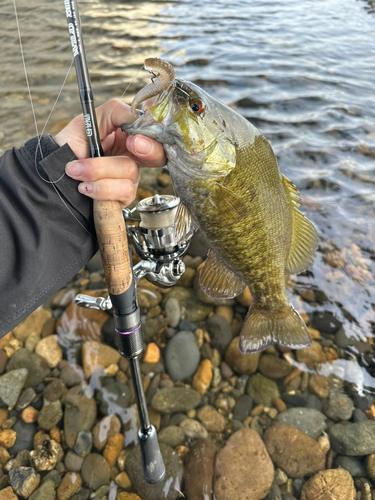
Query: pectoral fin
[[199, 249, 246, 299], [174, 202, 197, 243], [209, 182, 249, 218], [282, 175, 318, 274]]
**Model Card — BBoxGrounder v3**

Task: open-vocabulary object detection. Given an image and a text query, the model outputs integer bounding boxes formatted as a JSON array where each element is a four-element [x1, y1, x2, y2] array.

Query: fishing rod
[[63, 0, 166, 484]]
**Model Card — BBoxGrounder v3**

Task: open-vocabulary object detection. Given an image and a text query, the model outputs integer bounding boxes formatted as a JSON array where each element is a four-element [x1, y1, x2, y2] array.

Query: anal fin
[[199, 249, 246, 299]]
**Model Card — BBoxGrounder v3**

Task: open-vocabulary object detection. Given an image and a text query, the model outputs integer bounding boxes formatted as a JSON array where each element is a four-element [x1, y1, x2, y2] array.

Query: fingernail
[[66, 161, 83, 178], [78, 183, 93, 194], [134, 136, 152, 155]]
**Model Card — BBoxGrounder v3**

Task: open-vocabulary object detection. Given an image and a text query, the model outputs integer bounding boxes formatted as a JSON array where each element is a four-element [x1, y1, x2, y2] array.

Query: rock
[[0, 487, 17, 500], [300, 469, 355, 500], [353, 408, 368, 422], [56, 299, 108, 343], [35, 336, 62, 369], [152, 387, 201, 414], [30, 438, 63, 470], [275, 408, 327, 440], [103, 433, 123, 467], [0, 349, 8, 374], [142, 315, 169, 342], [158, 426, 185, 447], [329, 420, 375, 455], [57, 472, 82, 500], [308, 374, 329, 399], [9, 467, 40, 498], [115, 471, 132, 490], [73, 431, 92, 457], [264, 484, 282, 500], [42, 469, 62, 488], [334, 456, 367, 477], [43, 379, 65, 402], [81, 453, 110, 490], [184, 439, 215, 500], [96, 380, 130, 416], [295, 341, 326, 369], [9, 420, 37, 455], [63, 385, 97, 449], [164, 298, 181, 328], [0, 430, 16, 448], [165, 331, 200, 381], [137, 286, 162, 309], [6, 349, 50, 388], [206, 315, 232, 354], [193, 359, 213, 394], [214, 428, 273, 500], [60, 364, 84, 388], [82, 341, 120, 378], [16, 387, 36, 411], [335, 323, 363, 348], [0, 446, 10, 466], [264, 424, 325, 478], [92, 415, 121, 451], [65, 450, 84, 472], [143, 343, 160, 364], [323, 392, 354, 421], [197, 405, 226, 432], [126, 443, 183, 500], [225, 337, 260, 375], [117, 495, 142, 500], [312, 311, 341, 335], [13, 308, 52, 342], [180, 418, 208, 439], [233, 394, 253, 422], [29, 479, 56, 500], [247, 374, 280, 406], [38, 400, 63, 430], [0, 369, 28, 408], [258, 355, 292, 379]]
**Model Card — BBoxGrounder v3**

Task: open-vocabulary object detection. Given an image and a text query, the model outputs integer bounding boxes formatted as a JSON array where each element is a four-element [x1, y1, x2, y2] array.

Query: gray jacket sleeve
[[0, 135, 98, 339]]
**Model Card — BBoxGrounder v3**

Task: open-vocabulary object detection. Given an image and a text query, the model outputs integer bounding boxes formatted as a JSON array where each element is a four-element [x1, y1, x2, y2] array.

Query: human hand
[[54, 99, 166, 208]]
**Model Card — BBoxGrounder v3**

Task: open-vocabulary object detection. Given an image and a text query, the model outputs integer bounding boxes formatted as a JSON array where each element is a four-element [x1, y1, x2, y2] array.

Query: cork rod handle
[[94, 199, 132, 295]]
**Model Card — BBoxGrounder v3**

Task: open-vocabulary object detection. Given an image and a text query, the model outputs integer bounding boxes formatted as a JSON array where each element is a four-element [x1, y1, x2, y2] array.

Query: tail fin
[[239, 304, 311, 354]]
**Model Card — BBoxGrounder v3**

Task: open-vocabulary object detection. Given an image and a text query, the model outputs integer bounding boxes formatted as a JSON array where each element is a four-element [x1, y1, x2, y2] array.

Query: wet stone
[[165, 331, 200, 381], [306, 394, 323, 412], [81, 453, 110, 490], [57, 472, 82, 500], [264, 484, 282, 500], [0, 369, 28, 408], [157, 426, 185, 447], [29, 479, 56, 500], [295, 341, 326, 369], [247, 373, 280, 406], [282, 394, 307, 407], [151, 387, 201, 413], [258, 355, 292, 379], [65, 450, 84, 472], [43, 379, 65, 402], [225, 337, 260, 375], [82, 341, 120, 379], [9, 420, 37, 455], [15, 388, 36, 411], [43, 468, 62, 488], [6, 349, 50, 388], [63, 385, 97, 449], [275, 407, 327, 440], [9, 466, 40, 498], [164, 298, 181, 328], [312, 311, 342, 335], [179, 319, 197, 331], [335, 323, 363, 348], [323, 392, 354, 421], [180, 418, 208, 439], [197, 405, 226, 432], [308, 374, 329, 399], [73, 430, 92, 457], [353, 408, 368, 422], [59, 364, 84, 388], [92, 415, 122, 451], [205, 315, 232, 354], [300, 469, 355, 500], [96, 380, 130, 416], [38, 400, 63, 430], [184, 439, 215, 500], [329, 420, 375, 455], [233, 394, 253, 422], [35, 335, 62, 369], [333, 455, 367, 477]]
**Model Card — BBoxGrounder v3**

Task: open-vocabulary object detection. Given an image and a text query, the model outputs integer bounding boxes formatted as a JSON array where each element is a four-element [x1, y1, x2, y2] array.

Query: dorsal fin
[[199, 249, 246, 299], [282, 175, 318, 275]]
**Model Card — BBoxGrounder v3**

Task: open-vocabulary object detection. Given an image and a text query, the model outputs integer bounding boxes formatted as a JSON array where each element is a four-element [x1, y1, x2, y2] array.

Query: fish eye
[[189, 100, 204, 114]]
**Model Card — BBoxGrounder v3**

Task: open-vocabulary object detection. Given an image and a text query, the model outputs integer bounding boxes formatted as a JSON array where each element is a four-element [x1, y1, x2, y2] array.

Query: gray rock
[[81, 453, 110, 490], [323, 392, 354, 421], [333, 456, 367, 477], [70, 489, 90, 500], [60, 364, 85, 388], [152, 387, 201, 413], [158, 426, 185, 447], [65, 451, 84, 472], [164, 298, 181, 328], [275, 407, 327, 440], [0, 368, 28, 408], [265, 483, 282, 500], [15, 387, 36, 411], [353, 409, 368, 423], [29, 479, 56, 500], [233, 394, 253, 422], [179, 319, 198, 331], [312, 311, 341, 334], [13, 450, 31, 468], [96, 380, 130, 417], [9, 420, 37, 455], [43, 379, 65, 402], [6, 349, 50, 387], [335, 323, 363, 348], [164, 327, 177, 339], [126, 443, 183, 500], [42, 469, 62, 488], [165, 331, 200, 381], [9, 466, 40, 498], [354, 394, 374, 411], [329, 421, 375, 455], [180, 418, 208, 439], [247, 373, 280, 406], [73, 431, 92, 457], [306, 394, 323, 412], [38, 400, 63, 430], [206, 315, 232, 354], [63, 385, 97, 449]]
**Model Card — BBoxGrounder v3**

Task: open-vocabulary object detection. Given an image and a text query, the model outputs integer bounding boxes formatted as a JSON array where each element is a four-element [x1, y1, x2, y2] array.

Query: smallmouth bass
[[122, 58, 318, 354]]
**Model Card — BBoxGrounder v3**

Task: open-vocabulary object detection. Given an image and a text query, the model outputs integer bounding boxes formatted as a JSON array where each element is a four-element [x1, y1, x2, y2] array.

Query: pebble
[[16, 388, 36, 411], [57, 472, 82, 500], [9, 420, 37, 455], [92, 415, 122, 451], [193, 359, 213, 394], [57, 300, 107, 343], [142, 315, 169, 342], [42, 469, 62, 488], [43, 379, 65, 402], [60, 364, 85, 387], [0, 446, 10, 466], [233, 394, 253, 422], [214, 428, 273, 500], [264, 424, 325, 478], [6, 349, 50, 388], [275, 407, 327, 440], [247, 374, 280, 406], [82, 341, 120, 378], [152, 387, 201, 414], [13, 307, 52, 342], [366, 452, 375, 481], [164, 298, 181, 328], [323, 392, 354, 421], [126, 443, 183, 500], [334, 455, 367, 477], [35, 335, 62, 368], [30, 438, 64, 470], [9, 466, 40, 498], [205, 315, 232, 354], [328, 420, 375, 455], [65, 450, 84, 472], [158, 426, 185, 447], [235, 287, 252, 307], [300, 469, 355, 500], [225, 337, 260, 375], [197, 405, 226, 432], [295, 341, 326, 369], [103, 433, 124, 467], [29, 479, 56, 500], [180, 418, 208, 439], [335, 323, 363, 348], [0, 430, 16, 448], [0, 349, 8, 374], [115, 471, 132, 490], [25, 333, 40, 352], [308, 373, 329, 399], [312, 311, 341, 335], [258, 355, 292, 379], [264, 484, 282, 500], [117, 495, 142, 500], [38, 400, 63, 430], [73, 430, 92, 457], [184, 438, 215, 500], [96, 379, 130, 416], [0, 487, 17, 500], [143, 343, 160, 364], [63, 384, 97, 449], [81, 453, 110, 490], [165, 331, 200, 380], [0, 368, 28, 408]]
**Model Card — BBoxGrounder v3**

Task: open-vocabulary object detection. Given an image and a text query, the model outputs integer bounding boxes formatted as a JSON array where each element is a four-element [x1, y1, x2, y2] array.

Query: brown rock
[[115, 471, 132, 490], [215, 306, 234, 325], [0, 409, 8, 426], [214, 428, 273, 500], [9, 467, 40, 498], [103, 433, 124, 467], [0, 445, 10, 466], [296, 341, 326, 369], [184, 439, 215, 500], [0, 349, 8, 374], [63, 384, 97, 449], [324, 249, 346, 268], [225, 337, 260, 375], [309, 373, 329, 399], [0, 487, 17, 500], [264, 424, 325, 478], [0, 430, 16, 448], [13, 307, 52, 342], [22, 407, 39, 423], [193, 359, 213, 394], [57, 472, 82, 500], [300, 469, 355, 500], [235, 287, 252, 307], [35, 335, 62, 368], [117, 494, 142, 500], [143, 343, 160, 364], [92, 415, 122, 451], [258, 355, 292, 379], [82, 341, 120, 378], [30, 438, 64, 471], [197, 405, 226, 433]]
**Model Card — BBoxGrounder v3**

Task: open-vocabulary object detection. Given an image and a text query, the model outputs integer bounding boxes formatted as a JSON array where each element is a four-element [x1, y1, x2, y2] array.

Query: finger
[[125, 135, 167, 168], [66, 156, 140, 183], [95, 99, 136, 140], [78, 178, 138, 208]]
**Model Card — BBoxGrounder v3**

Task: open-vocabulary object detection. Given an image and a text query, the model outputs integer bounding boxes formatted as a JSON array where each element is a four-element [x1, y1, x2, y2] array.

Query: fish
[[122, 58, 318, 354]]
